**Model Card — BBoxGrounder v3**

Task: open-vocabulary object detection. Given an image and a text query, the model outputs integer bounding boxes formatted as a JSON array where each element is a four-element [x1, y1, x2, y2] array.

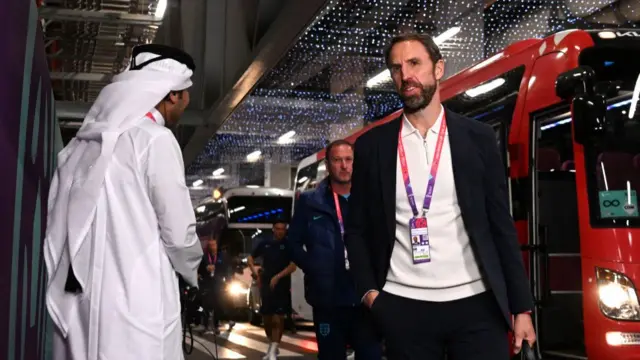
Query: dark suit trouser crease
[[371, 291, 510, 360]]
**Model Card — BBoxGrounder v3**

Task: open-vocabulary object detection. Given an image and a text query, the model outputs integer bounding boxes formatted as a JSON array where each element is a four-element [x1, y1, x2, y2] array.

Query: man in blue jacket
[[198, 238, 235, 334], [287, 140, 382, 360]]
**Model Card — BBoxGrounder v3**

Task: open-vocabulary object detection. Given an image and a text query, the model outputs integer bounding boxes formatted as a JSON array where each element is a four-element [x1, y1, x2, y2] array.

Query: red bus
[[293, 29, 640, 360]]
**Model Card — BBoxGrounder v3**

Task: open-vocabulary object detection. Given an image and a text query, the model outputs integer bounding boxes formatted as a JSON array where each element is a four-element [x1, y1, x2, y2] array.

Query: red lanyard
[[333, 192, 345, 239], [398, 114, 447, 217], [145, 112, 156, 123], [207, 252, 217, 264]]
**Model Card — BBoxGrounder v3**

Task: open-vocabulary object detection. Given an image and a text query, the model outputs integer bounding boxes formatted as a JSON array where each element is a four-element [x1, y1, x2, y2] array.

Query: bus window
[[532, 109, 583, 354], [295, 160, 325, 192], [228, 196, 292, 224], [583, 97, 640, 227], [444, 66, 524, 125], [315, 161, 327, 183], [221, 227, 267, 258], [194, 202, 224, 223]]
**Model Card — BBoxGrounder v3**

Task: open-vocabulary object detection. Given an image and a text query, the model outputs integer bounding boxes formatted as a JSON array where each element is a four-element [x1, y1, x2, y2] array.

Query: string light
[[188, 0, 639, 193]]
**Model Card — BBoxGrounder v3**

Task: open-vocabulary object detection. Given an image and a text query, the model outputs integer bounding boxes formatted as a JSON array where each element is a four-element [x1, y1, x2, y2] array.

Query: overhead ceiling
[[41, 0, 297, 145], [184, 0, 640, 201], [41, 0, 640, 203]]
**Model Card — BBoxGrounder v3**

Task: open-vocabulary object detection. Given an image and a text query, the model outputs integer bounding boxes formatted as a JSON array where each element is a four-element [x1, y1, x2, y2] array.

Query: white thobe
[[46, 109, 203, 360]]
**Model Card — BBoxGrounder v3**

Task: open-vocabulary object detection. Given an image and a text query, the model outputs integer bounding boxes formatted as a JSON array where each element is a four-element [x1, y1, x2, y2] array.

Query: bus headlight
[[227, 281, 249, 296], [596, 267, 640, 321]]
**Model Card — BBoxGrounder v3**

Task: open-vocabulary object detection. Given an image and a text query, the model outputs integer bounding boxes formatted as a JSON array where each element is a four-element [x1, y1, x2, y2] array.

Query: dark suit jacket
[[344, 108, 533, 328]]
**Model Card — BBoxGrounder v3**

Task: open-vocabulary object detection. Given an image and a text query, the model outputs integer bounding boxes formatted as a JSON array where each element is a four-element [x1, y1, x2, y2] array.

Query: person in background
[[248, 220, 297, 360], [199, 238, 235, 334], [286, 140, 382, 360], [44, 44, 203, 360], [344, 32, 536, 360]]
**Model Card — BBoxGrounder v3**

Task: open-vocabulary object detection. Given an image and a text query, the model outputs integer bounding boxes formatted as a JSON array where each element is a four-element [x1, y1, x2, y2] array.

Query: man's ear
[[167, 91, 180, 104], [434, 59, 445, 81]]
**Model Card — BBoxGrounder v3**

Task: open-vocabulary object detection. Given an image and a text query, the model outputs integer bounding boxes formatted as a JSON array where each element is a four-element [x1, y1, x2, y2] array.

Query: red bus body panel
[[302, 29, 640, 358]]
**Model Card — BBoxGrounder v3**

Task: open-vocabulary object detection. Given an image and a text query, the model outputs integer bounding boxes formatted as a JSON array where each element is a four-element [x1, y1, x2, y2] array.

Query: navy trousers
[[313, 305, 382, 360]]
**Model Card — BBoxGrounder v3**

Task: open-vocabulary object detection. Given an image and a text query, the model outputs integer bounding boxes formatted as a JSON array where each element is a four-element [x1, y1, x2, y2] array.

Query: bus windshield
[[227, 196, 293, 224], [583, 95, 640, 227], [194, 202, 224, 223]]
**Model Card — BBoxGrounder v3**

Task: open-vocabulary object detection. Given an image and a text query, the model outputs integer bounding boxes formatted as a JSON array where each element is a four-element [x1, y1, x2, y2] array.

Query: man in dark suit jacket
[[344, 32, 537, 360]]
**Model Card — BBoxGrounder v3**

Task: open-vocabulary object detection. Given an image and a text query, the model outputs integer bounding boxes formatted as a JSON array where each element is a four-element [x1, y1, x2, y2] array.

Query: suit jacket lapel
[[379, 117, 401, 245], [445, 110, 474, 216]]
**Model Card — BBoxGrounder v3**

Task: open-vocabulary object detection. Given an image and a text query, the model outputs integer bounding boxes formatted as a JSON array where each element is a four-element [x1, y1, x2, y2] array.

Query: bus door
[[531, 109, 585, 358]]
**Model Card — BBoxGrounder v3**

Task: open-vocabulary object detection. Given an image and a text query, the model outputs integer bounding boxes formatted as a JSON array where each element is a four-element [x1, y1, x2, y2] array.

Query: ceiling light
[[278, 130, 296, 144], [366, 26, 462, 89], [598, 31, 616, 39], [433, 27, 461, 45], [465, 78, 505, 97], [155, 0, 167, 19], [366, 69, 391, 88], [192, 179, 203, 187], [246, 150, 262, 162], [212, 168, 225, 176], [230, 206, 246, 214], [246, 185, 259, 188]]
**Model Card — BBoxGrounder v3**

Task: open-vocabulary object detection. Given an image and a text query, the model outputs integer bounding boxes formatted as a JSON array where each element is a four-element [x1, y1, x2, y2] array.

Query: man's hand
[[270, 275, 280, 290], [363, 290, 380, 309], [513, 313, 536, 354], [206, 265, 215, 273]]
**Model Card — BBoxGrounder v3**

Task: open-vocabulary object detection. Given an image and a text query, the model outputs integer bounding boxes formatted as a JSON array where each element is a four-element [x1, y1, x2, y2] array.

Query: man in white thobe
[[44, 44, 204, 360]]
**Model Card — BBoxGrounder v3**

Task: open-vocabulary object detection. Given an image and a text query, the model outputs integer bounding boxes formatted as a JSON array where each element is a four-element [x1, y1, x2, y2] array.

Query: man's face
[[273, 223, 287, 241], [327, 144, 353, 184], [388, 40, 444, 113], [166, 90, 190, 127], [208, 239, 218, 253]]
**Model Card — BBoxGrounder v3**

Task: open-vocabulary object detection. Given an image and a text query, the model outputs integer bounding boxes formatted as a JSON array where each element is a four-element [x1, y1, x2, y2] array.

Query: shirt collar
[[148, 108, 166, 127], [401, 105, 446, 138], [326, 181, 350, 199]]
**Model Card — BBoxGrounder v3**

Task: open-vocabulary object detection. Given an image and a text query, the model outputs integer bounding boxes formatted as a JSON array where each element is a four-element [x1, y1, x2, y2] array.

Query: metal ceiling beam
[[181, 0, 331, 167], [39, 7, 163, 26], [56, 101, 205, 126], [50, 72, 112, 82]]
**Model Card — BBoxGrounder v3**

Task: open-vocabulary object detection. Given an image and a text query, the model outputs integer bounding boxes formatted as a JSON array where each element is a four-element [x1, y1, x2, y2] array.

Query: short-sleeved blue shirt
[[251, 237, 291, 282]]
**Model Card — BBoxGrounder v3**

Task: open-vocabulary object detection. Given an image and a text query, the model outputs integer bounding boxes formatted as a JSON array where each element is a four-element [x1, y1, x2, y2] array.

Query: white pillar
[[264, 161, 272, 187]]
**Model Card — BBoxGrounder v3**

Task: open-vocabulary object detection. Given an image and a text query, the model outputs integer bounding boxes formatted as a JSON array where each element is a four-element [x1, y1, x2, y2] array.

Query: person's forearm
[[276, 263, 297, 279], [247, 257, 258, 277]]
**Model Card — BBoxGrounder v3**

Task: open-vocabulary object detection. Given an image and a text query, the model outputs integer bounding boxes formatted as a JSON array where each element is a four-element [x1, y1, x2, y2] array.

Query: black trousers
[[371, 291, 510, 360], [313, 305, 382, 360], [202, 287, 224, 329]]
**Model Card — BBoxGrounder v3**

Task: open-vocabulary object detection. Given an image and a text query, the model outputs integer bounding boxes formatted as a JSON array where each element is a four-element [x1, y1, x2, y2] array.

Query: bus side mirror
[[572, 93, 607, 145], [555, 66, 596, 99]]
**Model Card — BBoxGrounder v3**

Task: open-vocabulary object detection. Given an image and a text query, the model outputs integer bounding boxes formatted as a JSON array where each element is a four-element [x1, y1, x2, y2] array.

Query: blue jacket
[[286, 179, 357, 308], [198, 250, 233, 290]]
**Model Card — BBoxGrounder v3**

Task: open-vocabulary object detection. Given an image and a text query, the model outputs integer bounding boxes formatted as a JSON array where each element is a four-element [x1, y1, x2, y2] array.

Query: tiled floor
[[184, 322, 318, 360]]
